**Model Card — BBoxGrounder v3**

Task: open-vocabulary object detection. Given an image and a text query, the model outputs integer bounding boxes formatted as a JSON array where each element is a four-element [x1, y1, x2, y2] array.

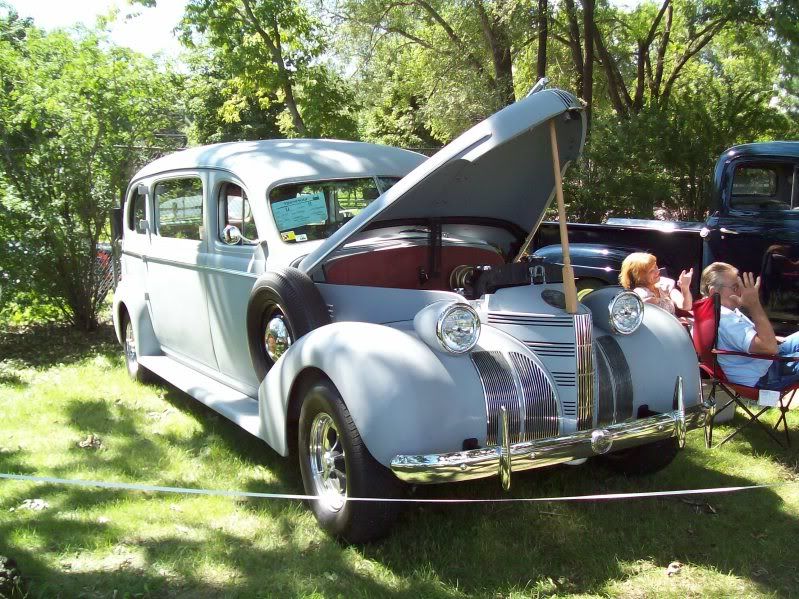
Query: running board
[[138, 356, 262, 439]]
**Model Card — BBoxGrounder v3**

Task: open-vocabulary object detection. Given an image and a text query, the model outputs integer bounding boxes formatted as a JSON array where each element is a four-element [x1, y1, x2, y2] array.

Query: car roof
[[131, 139, 426, 185]]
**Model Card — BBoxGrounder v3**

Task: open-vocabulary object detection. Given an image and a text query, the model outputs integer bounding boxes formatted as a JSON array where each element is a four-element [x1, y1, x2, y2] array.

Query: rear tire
[[122, 313, 156, 384], [297, 376, 404, 543], [597, 437, 679, 476]]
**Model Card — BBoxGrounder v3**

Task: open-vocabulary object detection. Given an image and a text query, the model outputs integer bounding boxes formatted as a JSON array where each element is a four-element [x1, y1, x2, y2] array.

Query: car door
[[145, 172, 218, 369], [202, 173, 261, 394]]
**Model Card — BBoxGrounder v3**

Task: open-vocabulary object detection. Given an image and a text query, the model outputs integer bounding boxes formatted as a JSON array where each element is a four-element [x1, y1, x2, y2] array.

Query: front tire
[[597, 437, 679, 476], [298, 377, 404, 543]]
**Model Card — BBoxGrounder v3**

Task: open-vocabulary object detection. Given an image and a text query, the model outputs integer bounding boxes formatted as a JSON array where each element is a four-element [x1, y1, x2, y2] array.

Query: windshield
[[269, 177, 400, 243]]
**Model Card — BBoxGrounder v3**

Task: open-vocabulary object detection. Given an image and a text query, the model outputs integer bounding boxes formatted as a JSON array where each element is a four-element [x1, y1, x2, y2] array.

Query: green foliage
[[180, 0, 357, 139], [0, 12, 183, 330], [182, 44, 284, 145]]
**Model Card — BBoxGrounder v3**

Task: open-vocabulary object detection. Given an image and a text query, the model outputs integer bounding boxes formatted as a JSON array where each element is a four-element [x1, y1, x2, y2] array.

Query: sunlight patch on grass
[[2, 326, 799, 597]]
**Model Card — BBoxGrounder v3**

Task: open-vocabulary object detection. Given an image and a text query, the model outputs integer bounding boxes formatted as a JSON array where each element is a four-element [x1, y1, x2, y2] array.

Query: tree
[[180, 0, 357, 139], [182, 42, 284, 145], [0, 13, 183, 329]]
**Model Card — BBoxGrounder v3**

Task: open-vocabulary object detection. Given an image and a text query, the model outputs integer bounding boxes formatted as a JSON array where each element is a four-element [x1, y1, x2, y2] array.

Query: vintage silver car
[[113, 86, 708, 542]]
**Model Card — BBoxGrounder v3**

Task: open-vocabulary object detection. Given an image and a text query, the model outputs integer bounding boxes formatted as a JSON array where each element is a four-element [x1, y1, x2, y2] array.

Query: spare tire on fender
[[246, 266, 331, 381]]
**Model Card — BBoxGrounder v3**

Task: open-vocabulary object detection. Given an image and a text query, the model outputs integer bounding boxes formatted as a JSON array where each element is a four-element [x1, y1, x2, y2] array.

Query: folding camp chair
[[692, 294, 796, 448]]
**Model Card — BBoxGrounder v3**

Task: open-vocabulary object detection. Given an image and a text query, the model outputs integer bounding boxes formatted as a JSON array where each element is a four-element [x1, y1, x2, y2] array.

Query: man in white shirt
[[700, 262, 799, 390]]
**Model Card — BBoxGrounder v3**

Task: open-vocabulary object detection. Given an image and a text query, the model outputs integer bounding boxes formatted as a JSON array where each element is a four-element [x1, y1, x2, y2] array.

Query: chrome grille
[[471, 351, 559, 445], [574, 313, 594, 430], [509, 352, 559, 440]]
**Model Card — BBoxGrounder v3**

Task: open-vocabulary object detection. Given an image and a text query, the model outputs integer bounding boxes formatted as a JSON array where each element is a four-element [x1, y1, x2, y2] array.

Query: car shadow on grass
[[709, 410, 799, 472], [361, 451, 799, 597]]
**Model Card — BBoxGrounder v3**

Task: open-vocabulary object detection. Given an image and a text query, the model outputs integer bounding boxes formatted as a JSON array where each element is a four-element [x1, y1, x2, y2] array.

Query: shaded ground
[[0, 324, 798, 598]]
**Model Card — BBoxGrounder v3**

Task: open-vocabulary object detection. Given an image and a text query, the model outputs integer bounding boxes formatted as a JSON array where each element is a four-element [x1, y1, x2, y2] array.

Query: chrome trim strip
[[523, 340, 575, 357], [391, 403, 709, 484], [122, 252, 258, 279], [574, 312, 594, 430], [488, 312, 573, 327]]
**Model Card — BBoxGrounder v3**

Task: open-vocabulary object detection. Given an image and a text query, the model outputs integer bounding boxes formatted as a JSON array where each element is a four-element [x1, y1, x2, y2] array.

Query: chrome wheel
[[308, 412, 347, 512], [264, 311, 292, 362]]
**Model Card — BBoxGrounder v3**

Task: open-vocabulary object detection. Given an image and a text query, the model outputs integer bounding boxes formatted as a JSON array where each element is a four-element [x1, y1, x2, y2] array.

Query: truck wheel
[[122, 313, 156, 384], [298, 376, 404, 543], [597, 437, 679, 476], [246, 267, 330, 381]]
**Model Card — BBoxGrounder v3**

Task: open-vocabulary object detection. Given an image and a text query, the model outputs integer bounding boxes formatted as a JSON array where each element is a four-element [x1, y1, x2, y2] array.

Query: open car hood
[[299, 87, 586, 274]]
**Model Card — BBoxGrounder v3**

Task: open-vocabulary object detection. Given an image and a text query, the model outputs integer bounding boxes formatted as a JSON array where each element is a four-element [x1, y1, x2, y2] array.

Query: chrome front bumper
[[390, 378, 711, 486]]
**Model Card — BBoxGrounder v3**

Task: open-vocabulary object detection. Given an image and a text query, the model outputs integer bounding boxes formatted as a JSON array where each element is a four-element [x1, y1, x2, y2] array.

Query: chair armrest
[[712, 349, 799, 362]]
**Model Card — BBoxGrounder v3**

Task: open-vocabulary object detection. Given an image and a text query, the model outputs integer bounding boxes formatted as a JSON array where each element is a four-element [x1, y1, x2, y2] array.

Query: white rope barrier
[[1, 472, 795, 504]]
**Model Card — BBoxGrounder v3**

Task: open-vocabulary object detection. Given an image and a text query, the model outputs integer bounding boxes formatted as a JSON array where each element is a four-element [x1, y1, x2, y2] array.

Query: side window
[[127, 189, 148, 234], [218, 183, 257, 244], [731, 165, 788, 210], [155, 178, 204, 240]]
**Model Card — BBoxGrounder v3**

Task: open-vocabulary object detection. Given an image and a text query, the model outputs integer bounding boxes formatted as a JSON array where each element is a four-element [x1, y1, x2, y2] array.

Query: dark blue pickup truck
[[532, 142, 799, 332]]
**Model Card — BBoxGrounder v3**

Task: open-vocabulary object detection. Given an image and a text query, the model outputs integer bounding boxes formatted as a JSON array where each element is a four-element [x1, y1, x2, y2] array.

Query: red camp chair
[[692, 294, 795, 448]]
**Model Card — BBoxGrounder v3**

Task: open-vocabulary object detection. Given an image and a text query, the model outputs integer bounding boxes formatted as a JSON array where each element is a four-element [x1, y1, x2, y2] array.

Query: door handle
[[719, 227, 739, 235]]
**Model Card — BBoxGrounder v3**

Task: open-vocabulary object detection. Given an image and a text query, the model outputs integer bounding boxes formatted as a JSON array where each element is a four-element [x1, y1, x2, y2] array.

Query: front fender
[[582, 286, 701, 416], [259, 322, 490, 466]]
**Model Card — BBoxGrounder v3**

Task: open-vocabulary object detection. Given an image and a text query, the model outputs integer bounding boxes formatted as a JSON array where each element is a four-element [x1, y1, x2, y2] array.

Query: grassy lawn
[[1, 325, 798, 598]]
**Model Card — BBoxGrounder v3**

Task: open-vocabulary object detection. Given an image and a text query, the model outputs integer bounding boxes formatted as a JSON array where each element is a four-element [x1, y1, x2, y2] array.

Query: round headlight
[[608, 291, 644, 335], [436, 303, 481, 354]]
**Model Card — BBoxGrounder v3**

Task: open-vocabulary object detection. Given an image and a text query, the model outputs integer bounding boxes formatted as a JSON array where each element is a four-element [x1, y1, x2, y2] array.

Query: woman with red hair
[[619, 252, 693, 315]]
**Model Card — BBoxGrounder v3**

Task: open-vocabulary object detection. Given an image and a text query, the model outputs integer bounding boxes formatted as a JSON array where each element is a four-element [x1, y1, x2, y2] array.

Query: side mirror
[[222, 224, 242, 245]]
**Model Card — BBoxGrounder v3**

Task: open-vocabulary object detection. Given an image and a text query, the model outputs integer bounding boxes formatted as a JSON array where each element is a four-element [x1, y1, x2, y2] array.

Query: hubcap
[[308, 412, 347, 511], [124, 321, 137, 373], [264, 312, 291, 362]]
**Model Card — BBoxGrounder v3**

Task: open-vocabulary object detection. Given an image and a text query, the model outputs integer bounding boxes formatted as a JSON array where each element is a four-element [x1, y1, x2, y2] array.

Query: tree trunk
[[563, 0, 584, 93], [581, 0, 594, 133], [536, 0, 548, 80], [475, 1, 515, 106]]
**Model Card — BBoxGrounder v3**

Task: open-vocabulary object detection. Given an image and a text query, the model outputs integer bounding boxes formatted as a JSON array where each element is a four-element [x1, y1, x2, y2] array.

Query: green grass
[[1, 325, 798, 598]]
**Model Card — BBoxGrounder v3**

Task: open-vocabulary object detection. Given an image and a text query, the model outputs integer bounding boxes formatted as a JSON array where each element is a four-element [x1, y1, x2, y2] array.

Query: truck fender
[[258, 322, 489, 466], [112, 279, 159, 358]]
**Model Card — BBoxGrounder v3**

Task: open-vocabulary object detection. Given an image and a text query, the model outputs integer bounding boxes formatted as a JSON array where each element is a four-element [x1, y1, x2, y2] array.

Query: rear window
[[269, 177, 399, 243], [730, 165, 789, 210], [155, 178, 204, 240]]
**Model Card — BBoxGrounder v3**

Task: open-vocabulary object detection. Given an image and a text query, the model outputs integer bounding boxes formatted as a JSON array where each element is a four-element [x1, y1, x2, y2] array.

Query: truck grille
[[471, 351, 559, 445]]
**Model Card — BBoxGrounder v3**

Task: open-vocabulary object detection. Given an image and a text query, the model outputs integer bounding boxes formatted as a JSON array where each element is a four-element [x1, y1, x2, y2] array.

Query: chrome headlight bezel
[[608, 291, 644, 335], [436, 303, 481, 354], [413, 300, 482, 355]]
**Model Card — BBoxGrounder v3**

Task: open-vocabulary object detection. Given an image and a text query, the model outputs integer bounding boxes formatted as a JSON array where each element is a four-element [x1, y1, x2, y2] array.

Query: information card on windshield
[[272, 192, 328, 232]]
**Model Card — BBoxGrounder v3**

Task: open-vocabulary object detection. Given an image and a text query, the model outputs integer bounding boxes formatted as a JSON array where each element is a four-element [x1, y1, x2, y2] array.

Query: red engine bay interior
[[323, 245, 505, 290]]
